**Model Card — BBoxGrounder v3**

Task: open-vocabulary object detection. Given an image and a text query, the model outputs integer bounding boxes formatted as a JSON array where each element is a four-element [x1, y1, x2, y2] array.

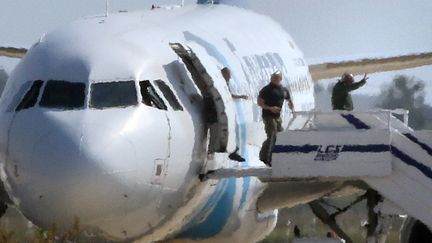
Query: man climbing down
[[258, 71, 293, 166], [332, 73, 368, 111], [221, 67, 248, 162], [222, 67, 248, 100]]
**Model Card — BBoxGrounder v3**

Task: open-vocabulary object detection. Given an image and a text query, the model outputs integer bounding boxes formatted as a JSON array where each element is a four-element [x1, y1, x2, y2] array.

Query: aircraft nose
[[4, 109, 169, 237]]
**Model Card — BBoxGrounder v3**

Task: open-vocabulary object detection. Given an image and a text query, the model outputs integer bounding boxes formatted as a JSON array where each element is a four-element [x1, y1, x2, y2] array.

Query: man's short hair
[[271, 71, 282, 82], [341, 72, 354, 81], [221, 67, 231, 76]]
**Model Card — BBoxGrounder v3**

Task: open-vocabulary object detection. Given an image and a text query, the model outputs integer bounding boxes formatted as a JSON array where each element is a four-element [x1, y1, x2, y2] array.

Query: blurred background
[[1, 0, 431, 242]]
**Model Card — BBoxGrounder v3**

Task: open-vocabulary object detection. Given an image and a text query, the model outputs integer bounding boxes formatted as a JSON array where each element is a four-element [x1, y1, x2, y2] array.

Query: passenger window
[[40, 81, 86, 109], [16, 80, 44, 111], [139, 81, 167, 110], [154, 80, 183, 111], [90, 81, 138, 109]]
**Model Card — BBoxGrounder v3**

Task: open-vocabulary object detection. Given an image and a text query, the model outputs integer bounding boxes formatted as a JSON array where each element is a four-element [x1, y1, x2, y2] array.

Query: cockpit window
[[139, 81, 167, 110], [90, 81, 138, 109], [154, 80, 183, 111], [16, 80, 44, 111], [40, 80, 86, 109]]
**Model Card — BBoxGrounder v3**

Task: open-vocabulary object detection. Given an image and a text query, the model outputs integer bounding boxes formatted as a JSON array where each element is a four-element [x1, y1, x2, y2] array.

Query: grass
[[0, 202, 404, 242], [0, 216, 82, 243], [261, 202, 404, 243]]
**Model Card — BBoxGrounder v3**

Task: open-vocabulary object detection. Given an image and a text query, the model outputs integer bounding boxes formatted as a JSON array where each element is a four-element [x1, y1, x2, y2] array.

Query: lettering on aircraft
[[314, 145, 344, 161], [241, 53, 287, 88], [240, 53, 311, 95]]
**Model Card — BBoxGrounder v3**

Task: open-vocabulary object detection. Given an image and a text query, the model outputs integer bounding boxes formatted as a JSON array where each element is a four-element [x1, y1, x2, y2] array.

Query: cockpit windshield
[[11, 79, 184, 112], [90, 81, 138, 109], [39, 80, 86, 109], [139, 81, 167, 110], [13, 80, 43, 112]]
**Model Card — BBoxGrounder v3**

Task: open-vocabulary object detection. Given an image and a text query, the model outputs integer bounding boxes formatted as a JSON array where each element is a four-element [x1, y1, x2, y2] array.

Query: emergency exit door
[[169, 42, 235, 154]]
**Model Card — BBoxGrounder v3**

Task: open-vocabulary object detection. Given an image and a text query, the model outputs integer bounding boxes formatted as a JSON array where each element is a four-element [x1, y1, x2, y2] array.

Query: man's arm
[[347, 80, 366, 91], [232, 94, 248, 100], [284, 87, 294, 111], [258, 97, 269, 110], [228, 82, 248, 100], [347, 73, 368, 92], [287, 98, 294, 111]]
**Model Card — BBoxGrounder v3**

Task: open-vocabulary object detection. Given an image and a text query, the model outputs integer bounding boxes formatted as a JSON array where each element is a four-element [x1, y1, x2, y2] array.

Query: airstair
[[203, 109, 432, 229]]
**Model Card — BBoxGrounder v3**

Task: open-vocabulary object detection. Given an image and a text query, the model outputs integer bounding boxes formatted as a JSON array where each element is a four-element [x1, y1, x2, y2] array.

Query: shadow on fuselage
[[134, 61, 209, 238]]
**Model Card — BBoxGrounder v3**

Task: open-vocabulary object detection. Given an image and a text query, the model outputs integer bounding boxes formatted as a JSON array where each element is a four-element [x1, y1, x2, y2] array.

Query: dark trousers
[[259, 117, 283, 165]]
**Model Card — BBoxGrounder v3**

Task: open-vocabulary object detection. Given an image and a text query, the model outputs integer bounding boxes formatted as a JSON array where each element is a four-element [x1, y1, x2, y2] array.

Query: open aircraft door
[[170, 43, 236, 157]]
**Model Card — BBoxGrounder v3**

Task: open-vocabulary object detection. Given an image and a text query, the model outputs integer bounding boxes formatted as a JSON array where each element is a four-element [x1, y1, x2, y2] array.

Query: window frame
[[8, 80, 44, 112], [153, 79, 183, 111], [139, 80, 167, 111], [89, 80, 139, 110], [39, 80, 87, 110], [15, 80, 44, 112]]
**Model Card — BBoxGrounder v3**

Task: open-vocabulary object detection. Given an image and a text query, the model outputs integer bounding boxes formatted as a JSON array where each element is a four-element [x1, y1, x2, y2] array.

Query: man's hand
[[258, 97, 280, 113], [288, 99, 294, 111], [362, 73, 369, 82], [269, 106, 281, 114]]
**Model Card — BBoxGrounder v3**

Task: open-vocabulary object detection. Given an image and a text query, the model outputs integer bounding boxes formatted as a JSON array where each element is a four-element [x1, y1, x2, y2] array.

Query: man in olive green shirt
[[332, 73, 368, 111]]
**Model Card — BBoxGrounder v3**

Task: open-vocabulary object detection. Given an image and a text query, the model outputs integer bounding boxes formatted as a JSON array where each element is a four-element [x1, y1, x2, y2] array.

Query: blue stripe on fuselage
[[178, 32, 252, 238], [178, 178, 236, 239], [184, 31, 251, 209], [236, 102, 250, 210]]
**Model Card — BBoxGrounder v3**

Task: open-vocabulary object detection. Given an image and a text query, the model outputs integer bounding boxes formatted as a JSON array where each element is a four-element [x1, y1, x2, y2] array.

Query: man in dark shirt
[[332, 73, 368, 111], [258, 72, 293, 166]]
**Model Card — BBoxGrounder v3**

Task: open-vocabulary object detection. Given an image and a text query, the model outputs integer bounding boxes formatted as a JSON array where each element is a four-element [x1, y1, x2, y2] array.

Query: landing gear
[[308, 189, 392, 243], [365, 190, 392, 243], [309, 200, 354, 243]]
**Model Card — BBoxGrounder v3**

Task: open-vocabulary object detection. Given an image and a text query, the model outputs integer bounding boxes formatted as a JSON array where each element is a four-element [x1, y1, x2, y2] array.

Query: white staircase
[[204, 109, 432, 229], [362, 119, 432, 228]]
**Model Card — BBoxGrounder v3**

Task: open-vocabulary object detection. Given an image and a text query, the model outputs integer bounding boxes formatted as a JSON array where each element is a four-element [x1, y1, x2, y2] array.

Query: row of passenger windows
[[12, 80, 183, 112]]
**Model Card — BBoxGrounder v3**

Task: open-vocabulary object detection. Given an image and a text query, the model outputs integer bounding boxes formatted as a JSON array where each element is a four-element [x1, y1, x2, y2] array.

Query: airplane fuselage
[[0, 5, 314, 242]]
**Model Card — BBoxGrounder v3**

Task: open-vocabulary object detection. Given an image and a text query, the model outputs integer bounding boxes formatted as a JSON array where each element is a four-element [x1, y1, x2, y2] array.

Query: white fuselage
[[0, 5, 314, 242]]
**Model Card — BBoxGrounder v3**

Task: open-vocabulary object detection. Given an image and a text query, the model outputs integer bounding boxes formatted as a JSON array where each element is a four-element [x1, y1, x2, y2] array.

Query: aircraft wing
[[0, 46, 28, 59], [309, 52, 432, 81]]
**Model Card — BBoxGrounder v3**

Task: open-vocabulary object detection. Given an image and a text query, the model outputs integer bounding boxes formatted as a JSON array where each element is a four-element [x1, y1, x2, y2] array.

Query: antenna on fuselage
[[105, 0, 110, 17], [197, 0, 219, 4]]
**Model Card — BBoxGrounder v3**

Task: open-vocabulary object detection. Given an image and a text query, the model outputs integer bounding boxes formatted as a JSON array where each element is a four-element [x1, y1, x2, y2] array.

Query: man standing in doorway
[[258, 71, 293, 166], [222, 67, 248, 100], [221, 67, 248, 162]]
